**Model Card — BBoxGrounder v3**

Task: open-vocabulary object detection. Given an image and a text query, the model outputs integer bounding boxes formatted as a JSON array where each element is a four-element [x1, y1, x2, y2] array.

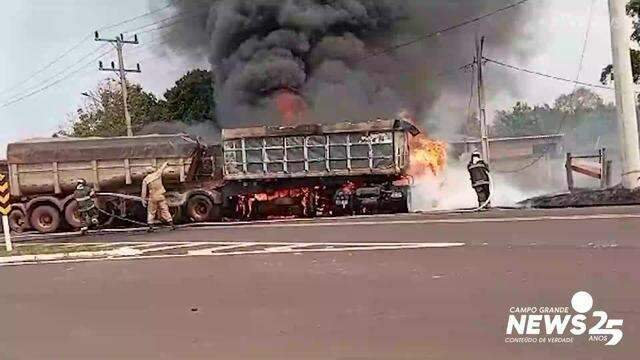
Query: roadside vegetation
[[0, 243, 118, 257], [60, 69, 215, 138]]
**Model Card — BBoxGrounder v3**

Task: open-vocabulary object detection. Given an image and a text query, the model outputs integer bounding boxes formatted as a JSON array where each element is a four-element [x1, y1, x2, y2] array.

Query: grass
[[0, 243, 120, 257]]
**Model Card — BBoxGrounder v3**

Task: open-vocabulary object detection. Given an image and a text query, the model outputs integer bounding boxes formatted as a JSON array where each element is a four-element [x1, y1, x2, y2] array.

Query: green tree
[[491, 88, 609, 138], [65, 79, 168, 137], [492, 88, 617, 153], [163, 69, 215, 124], [553, 87, 605, 114], [492, 102, 546, 137]]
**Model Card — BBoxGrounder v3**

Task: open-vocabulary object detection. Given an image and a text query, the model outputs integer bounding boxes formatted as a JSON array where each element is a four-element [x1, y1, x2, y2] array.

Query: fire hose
[[92, 192, 150, 227], [95, 207, 149, 227], [475, 172, 494, 212]]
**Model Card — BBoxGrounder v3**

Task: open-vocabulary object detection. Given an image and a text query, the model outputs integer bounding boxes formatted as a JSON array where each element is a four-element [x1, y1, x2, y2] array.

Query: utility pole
[[475, 35, 490, 164], [608, 0, 640, 189], [94, 32, 141, 137]]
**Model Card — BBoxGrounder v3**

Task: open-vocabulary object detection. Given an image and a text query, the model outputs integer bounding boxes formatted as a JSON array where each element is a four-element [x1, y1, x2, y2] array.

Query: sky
[[0, 0, 635, 158]]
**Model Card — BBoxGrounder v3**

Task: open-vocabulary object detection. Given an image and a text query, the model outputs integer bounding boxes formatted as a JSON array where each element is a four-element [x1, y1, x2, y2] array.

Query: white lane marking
[[190, 213, 640, 230], [266, 243, 315, 252], [0, 242, 466, 266], [130, 242, 170, 250], [17, 242, 146, 247], [139, 243, 205, 254], [0, 247, 143, 264], [216, 242, 465, 256], [188, 242, 258, 256]]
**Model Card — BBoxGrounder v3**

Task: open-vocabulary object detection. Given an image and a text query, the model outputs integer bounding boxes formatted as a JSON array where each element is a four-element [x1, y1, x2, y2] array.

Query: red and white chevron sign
[[0, 173, 10, 216]]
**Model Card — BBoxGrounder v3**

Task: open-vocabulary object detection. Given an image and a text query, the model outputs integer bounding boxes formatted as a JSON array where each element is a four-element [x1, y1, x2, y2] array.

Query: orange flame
[[275, 91, 306, 125], [409, 135, 448, 178]]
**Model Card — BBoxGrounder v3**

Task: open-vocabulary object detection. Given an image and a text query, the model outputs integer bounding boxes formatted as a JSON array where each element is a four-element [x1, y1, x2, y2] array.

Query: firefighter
[[73, 178, 99, 234], [141, 162, 175, 231], [467, 151, 491, 209]]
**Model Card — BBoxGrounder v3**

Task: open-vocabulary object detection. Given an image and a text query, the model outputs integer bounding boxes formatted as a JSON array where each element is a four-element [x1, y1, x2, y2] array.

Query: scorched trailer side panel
[[221, 119, 417, 181]]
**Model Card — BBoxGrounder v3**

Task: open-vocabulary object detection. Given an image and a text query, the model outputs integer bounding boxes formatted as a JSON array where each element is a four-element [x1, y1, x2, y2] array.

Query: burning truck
[[3, 118, 447, 233]]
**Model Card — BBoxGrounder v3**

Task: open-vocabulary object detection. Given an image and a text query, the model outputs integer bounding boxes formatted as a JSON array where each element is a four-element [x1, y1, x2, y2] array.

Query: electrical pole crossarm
[[94, 31, 139, 44], [98, 62, 141, 73]]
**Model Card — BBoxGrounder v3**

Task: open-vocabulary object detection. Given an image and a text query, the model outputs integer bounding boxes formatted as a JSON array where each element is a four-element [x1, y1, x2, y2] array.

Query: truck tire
[[30, 205, 61, 233], [186, 195, 213, 222], [8, 209, 28, 233], [64, 201, 82, 229]]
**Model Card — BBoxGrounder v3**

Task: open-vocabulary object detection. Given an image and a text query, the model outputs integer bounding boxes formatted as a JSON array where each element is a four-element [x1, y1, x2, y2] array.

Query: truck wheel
[[64, 201, 82, 229], [8, 209, 28, 233], [186, 195, 213, 222], [30, 205, 61, 233]]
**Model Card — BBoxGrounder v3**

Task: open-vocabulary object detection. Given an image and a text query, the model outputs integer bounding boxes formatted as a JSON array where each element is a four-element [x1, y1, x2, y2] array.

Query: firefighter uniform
[[73, 180, 99, 232], [141, 162, 174, 228], [468, 153, 491, 208]]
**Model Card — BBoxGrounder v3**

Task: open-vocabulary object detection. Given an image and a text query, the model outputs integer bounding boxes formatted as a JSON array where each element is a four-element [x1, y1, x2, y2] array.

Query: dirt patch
[[520, 186, 640, 208]]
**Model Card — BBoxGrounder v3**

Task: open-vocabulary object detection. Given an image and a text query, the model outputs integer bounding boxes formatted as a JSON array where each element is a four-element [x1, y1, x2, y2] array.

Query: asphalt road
[[15, 205, 640, 247], [1, 207, 639, 359]]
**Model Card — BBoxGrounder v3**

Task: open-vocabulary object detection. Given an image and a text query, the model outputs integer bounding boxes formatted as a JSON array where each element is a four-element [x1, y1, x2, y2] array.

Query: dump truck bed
[[6, 134, 199, 197], [221, 119, 419, 181]]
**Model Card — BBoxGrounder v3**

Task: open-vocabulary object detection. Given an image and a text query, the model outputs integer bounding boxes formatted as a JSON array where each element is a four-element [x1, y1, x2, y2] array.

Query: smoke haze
[[157, 0, 541, 130], [138, 121, 221, 144], [411, 163, 551, 211]]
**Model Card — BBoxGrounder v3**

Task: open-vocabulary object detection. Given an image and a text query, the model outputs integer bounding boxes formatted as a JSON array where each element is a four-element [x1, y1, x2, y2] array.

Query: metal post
[[608, 0, 640, 189], [0, 173, 12, 251], [475, 35, 490, 164], [566, 152, 574, 192], [600, 148, 608, 189], [2, 215, 12, 252]]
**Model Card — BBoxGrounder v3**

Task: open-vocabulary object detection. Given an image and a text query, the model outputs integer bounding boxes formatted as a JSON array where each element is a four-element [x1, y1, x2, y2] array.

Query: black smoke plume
[[158, 0, 538, 130]]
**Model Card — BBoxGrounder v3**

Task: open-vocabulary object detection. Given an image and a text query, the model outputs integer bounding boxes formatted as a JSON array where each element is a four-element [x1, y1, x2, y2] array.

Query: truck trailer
[[5, 119, 419, 233]]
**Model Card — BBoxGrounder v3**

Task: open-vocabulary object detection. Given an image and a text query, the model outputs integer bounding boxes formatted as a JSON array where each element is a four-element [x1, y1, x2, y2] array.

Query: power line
[[466, 65, 477, 131], [433, 62, 474, 78], [112, 7, 209, 60], [495, 0, 596, 174], [356, 0, 533, 64], [0, 48, 111, 109], [0, 34, 93, 97], [0, 2, 175, 101], [0, 44, 109, 104], [125, 8, 204, 35], [0, 0, 529, 110], [97, 3, 174, 32], [484, 58, 615, 91]]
